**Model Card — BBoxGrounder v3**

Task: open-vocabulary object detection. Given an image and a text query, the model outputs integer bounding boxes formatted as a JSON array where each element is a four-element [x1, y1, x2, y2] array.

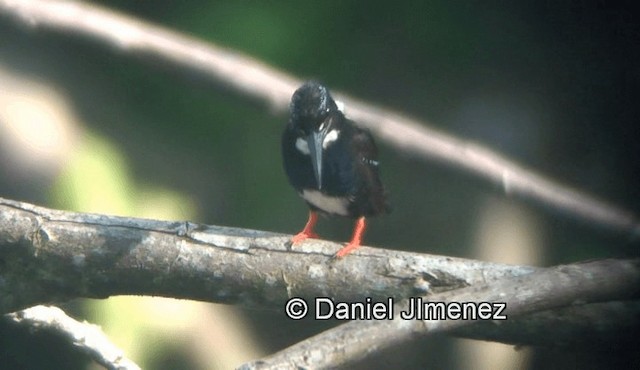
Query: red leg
[[335, 216, 366, 258], [291, 211, 320, 245]]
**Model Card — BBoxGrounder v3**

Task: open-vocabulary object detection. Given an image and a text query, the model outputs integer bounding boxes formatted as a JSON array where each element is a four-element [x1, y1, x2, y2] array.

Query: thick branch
[[1, 197, 638, 350], [0, 0, 638, 237], [0, 197, 534, 312], [6, 305, 140, 370], [240, 259, 640, 370]]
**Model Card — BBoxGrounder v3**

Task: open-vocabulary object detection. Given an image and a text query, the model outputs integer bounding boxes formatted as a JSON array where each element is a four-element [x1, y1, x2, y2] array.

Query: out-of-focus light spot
[[5, 97, 69, 155], [87, 296, 265, 369], [457, 197, 542, 370], [473, 197, 543, 265], [136, 187, 197, 221], [51, 132, 133, 216], [0, 65, 79, 177]]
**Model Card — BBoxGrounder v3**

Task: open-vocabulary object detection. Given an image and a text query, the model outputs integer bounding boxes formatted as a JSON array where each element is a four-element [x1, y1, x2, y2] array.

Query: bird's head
[[289, 81, 342, 190], [290, 81, 339, 129]]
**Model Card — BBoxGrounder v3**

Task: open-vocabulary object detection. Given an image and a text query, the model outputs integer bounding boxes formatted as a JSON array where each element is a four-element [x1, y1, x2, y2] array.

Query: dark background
[[1, 1, 638, 369]]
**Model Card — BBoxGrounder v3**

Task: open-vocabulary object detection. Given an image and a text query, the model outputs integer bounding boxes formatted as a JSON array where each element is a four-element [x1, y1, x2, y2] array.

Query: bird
[[281, 81, 390, 258]]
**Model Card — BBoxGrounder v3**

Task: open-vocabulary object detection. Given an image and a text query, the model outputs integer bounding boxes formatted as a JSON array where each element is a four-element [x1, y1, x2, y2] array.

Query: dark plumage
[[282, 81, 389, 257]]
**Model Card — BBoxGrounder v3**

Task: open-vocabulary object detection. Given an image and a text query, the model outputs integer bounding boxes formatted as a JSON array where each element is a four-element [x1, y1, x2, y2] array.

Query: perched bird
[[282, 81, 390, 258]]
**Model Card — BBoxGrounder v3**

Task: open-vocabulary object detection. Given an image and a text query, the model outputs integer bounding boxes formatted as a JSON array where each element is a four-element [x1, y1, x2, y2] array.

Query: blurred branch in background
[[7, 305, 140, 370], [0, 0, 638, 239], [1, 198, 638, 353]]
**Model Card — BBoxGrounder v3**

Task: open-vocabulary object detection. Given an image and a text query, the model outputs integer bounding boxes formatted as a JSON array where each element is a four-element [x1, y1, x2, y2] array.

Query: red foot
[[291, 211, 319, 245], [334, 241, 361, 258], [334, 217, 367, 258], [291, 230, 319, 244]]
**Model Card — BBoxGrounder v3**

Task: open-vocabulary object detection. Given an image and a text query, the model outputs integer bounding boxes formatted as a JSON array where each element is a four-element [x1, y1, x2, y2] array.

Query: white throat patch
[[301, 189, 349, 216], [295, 137, 310, 155], [294, 130, 341, 155], [322, 130, 339, 148]]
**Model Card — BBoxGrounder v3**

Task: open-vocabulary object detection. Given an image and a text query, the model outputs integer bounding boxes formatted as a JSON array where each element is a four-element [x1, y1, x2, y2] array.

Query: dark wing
[[350, 124, 391, 216]]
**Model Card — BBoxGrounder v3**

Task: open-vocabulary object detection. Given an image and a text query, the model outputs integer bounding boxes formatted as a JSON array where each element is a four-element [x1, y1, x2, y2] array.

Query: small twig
[[0, 0, 638, 237], [6, 305, 140, 370], [239, 259, 640, 370]]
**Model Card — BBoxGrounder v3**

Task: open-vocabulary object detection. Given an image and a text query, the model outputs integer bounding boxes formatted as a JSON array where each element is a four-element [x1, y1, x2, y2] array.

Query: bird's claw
[[290, 231, 319, 246], [333, 241, 360, 259]]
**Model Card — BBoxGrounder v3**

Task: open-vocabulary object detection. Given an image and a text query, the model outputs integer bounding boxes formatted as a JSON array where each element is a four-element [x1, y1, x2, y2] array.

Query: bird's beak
[[307, 131, 325, 190]]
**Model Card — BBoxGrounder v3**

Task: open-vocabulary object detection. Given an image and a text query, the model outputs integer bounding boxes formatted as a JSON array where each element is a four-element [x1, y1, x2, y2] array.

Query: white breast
[[301, 189, 349, 216]]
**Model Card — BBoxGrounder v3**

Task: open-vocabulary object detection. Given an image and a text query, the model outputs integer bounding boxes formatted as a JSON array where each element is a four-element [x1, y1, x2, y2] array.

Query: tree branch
[[6, 305, 140, 370], [1, 197, 638, 351], [239, 259, 640, 370], [0, 0, 638, 237], [0, 197, 534, 313]]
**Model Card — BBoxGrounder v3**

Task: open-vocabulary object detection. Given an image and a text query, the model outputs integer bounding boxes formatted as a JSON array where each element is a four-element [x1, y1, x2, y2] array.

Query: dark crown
[[290, 81, 338, 122]]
